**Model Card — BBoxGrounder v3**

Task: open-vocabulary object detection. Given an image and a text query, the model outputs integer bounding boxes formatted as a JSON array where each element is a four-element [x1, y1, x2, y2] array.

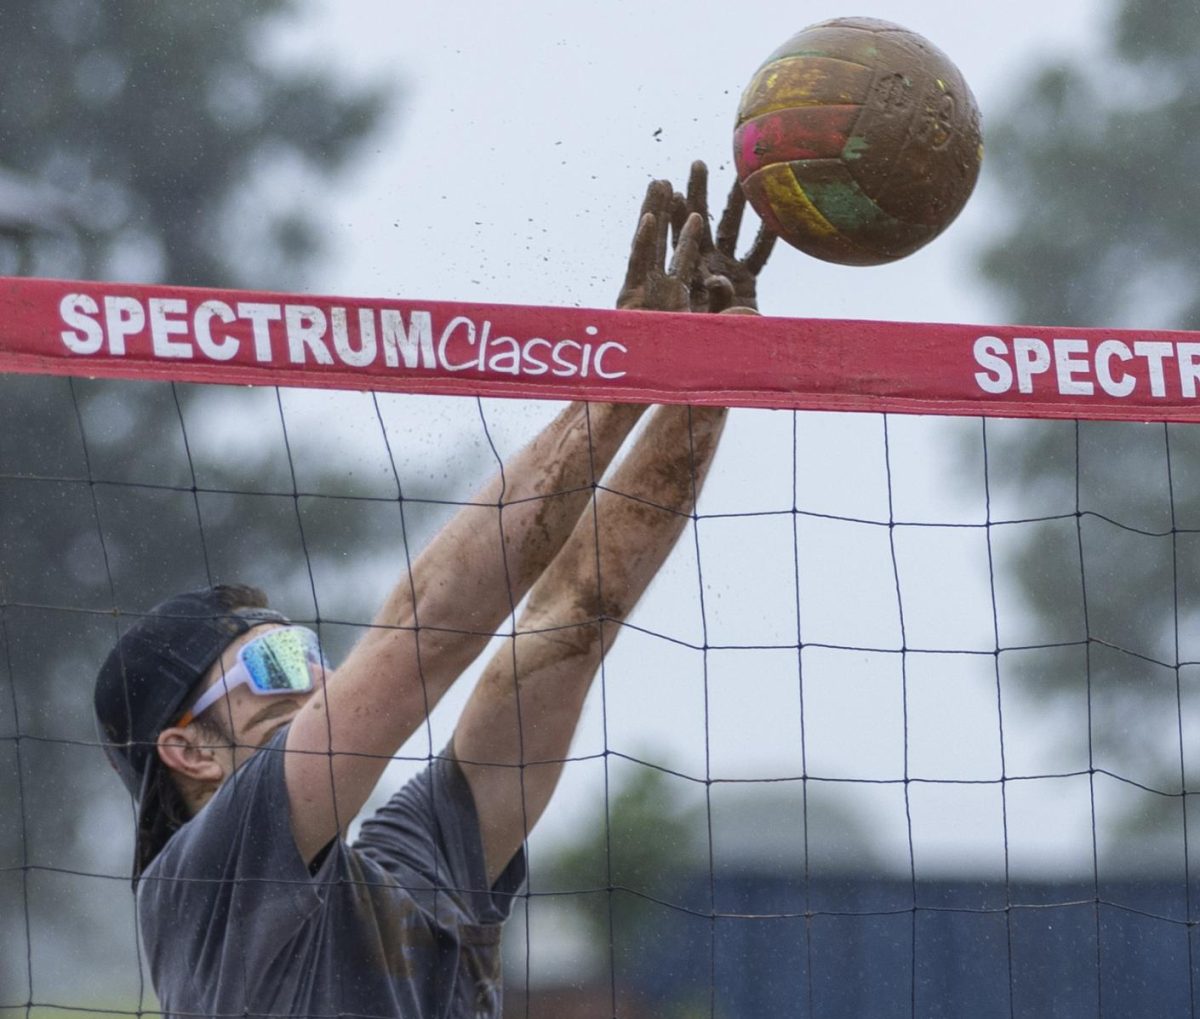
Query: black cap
[[93, 585, 288, 882]]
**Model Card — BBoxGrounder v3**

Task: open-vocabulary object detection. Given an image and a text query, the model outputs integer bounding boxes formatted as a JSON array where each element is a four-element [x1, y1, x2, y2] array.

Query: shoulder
[[356, 754, 526, 925]]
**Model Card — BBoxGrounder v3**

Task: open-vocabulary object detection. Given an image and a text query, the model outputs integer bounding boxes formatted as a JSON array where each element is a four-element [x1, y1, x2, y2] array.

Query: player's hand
[[616, 179, 707, 312], [672, 160, 776, 313]]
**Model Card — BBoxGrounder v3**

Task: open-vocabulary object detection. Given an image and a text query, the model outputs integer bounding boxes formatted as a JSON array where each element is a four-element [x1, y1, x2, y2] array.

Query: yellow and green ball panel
[[740, 158, 935, 266]]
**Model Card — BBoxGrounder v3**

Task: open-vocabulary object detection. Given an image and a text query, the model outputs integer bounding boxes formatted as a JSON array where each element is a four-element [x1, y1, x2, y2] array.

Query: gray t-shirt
[[137, 728, 526, 1018]]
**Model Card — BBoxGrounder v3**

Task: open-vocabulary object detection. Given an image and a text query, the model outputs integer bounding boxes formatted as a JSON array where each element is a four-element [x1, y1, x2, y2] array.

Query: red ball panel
[[734, 105, 859, 177]]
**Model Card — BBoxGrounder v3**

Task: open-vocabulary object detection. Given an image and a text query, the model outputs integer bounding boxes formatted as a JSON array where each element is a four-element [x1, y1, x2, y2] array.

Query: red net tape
[[5, 275, 1200, 420]]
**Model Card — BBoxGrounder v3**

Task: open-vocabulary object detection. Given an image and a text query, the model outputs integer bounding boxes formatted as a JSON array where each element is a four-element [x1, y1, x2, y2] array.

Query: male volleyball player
[[94, 163, 773, 1017]]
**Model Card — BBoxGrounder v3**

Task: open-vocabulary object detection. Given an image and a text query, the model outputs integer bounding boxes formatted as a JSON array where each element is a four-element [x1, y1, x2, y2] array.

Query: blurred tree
[[534, 763, 889, 1016], [535, 763, 707, 1018], [978, 0, 1200, 855], [543, 764, 705, 950], [0, 0, 385, 288], [0, 0, 429, 1006]]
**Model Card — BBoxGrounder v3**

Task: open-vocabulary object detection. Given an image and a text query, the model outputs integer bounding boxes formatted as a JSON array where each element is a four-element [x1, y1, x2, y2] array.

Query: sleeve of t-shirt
[[352, 750, 526, 927], [138, 726, 323, 979]]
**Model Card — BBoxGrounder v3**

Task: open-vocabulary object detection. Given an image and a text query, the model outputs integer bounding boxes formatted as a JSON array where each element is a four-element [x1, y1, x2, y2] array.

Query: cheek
[[224, 688, 261, 727], [229, 743, 257, 771], [244, 702, 308, 748]]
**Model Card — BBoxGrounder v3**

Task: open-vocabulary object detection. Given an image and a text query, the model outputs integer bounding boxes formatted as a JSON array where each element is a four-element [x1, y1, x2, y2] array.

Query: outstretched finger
[[654, 191, 672, 269], [686, 160, 714, 249], [715, 179, 747, 257], [622, 212, 660, 292], [743, 223, 778, 277], [669, 191, 689, 246], [639, 178, 671, 222], [668, 211, 704, 284], [641, 180, 672, 269]]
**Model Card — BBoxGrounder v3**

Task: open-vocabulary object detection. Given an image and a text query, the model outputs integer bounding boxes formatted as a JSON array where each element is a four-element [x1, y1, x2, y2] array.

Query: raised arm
[[453, 399, 729, 882], [282, 402, 646, 859], [452, 164, 774, 882], [281, 180, 700, 863]]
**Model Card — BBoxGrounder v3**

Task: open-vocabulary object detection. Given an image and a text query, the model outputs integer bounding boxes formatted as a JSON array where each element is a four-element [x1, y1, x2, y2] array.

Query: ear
[[156, 725, 227, 785]]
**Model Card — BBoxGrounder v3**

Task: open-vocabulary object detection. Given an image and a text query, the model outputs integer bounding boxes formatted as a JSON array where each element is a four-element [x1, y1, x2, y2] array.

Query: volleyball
[[734, 17, 983, 266]]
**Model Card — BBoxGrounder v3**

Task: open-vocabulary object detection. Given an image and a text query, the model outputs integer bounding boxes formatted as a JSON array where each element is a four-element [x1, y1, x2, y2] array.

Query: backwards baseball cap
[[93, 585, 289, 883]]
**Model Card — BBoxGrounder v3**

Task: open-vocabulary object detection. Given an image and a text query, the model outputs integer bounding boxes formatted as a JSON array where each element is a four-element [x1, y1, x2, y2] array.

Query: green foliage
[[0, 0, 387, 287], [539, 761, 704, 952], [982, 2, 1200, 331], [978, 0, 1200, 847]]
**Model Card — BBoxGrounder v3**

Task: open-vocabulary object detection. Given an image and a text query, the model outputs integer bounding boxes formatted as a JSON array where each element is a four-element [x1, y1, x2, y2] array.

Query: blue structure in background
[[629, 872, 1199, 1017]]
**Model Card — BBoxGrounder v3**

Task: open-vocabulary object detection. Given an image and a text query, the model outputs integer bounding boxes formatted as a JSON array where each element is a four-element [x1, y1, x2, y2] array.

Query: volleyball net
[[4, 274, 1200, 1016]]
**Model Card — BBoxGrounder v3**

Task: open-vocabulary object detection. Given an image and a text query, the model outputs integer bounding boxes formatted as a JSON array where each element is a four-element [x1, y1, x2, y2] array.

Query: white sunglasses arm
[[179, 660, 250, 725]]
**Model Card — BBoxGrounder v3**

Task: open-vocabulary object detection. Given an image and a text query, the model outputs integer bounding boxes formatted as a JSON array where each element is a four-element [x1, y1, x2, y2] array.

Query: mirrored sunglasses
[[176, 626, 326, 727]]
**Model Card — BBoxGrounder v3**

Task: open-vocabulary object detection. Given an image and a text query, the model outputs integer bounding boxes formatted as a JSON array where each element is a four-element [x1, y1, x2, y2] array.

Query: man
[[94, 164, 773, 1017]]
